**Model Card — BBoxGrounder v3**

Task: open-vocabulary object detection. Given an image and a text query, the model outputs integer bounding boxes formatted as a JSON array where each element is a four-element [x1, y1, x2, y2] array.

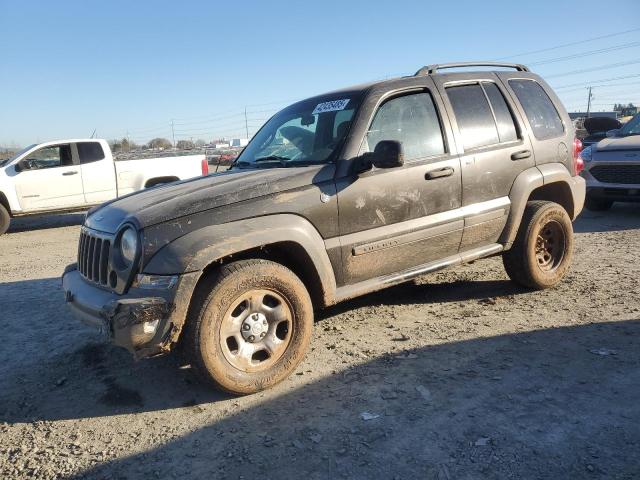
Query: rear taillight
[[572, 138, 584, 175], [201, 158, 209, 176]]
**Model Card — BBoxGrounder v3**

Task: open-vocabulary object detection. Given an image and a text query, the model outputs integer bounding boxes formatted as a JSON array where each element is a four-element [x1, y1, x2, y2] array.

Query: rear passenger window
[[482, 82, 518, 143], [446, 84, 499, 150], [509, 79, 564, 140], [77, 142, 105, 164], [364, 92, 445, 161]]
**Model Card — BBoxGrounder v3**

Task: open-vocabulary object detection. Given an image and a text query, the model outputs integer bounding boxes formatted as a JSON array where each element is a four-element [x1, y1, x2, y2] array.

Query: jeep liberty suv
[[62, 62, 586, 394]]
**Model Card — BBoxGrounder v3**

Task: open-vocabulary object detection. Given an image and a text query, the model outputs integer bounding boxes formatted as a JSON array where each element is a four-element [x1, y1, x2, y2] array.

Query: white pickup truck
[[0, 138, 208, 234]]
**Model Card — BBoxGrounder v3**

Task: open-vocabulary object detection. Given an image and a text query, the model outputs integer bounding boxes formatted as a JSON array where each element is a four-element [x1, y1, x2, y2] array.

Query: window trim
[[75, 141, 106, 165], [22, 143, 75, 171], [360, 87, 450, 165], [444, 81, 523, 154], [507, 78, 566, 141]]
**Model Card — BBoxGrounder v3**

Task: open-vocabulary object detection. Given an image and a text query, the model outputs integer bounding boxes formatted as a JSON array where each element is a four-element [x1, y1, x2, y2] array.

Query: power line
[[552, 73, 640, 89], [496, 27, 640, 60], [545, 59, 640, 78], [528, 41, 640, 66]]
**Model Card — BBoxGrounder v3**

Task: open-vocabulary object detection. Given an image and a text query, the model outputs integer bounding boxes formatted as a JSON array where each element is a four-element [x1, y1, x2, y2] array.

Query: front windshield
[[0, 144, 37, 167], [234, 94, 360, 168], [620, 114, 640, 137]]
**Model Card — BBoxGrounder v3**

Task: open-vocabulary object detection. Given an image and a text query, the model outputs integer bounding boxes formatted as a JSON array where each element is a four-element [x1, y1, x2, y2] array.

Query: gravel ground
[[0, 206, 639, 479]]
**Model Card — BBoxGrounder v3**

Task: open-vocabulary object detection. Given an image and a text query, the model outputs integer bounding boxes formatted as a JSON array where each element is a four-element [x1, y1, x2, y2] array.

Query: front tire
[[0, 204, 10, 235], [503, 201, 574, 290], [584, 195, 613, 211], [184, 259, 313, 395]]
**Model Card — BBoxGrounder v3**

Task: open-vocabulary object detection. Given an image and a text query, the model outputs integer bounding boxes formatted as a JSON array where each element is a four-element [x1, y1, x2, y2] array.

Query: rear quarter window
[[77, 142, 105, 164], [509, 79, 564, 140]]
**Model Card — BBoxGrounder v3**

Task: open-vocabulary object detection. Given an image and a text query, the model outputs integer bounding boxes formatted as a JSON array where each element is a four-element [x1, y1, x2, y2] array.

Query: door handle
[[62, 171, 78, 176], [511, 150, 532, 161], [425, 167, 454, 180]]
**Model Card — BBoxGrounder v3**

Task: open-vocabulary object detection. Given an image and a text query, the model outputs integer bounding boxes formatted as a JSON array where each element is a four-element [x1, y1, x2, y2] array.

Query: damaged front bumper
[[62, 264, 198, 358]]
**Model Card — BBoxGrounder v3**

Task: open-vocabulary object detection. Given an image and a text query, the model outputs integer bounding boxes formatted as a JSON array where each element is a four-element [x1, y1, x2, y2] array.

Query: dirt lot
[[1, 207, 639, 479]]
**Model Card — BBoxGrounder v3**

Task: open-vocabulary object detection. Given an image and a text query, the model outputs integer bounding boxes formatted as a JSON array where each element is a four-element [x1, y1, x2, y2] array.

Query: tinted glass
[[447, 84, 499, 149], [77, 142, 105, 164], [482, 82, 518, 143], [509, 79, 564, 140], [235, 94, 361, 168], [621, 113, 640, 136], [365, 92, 445, 161], [23, 145, 73, 170]]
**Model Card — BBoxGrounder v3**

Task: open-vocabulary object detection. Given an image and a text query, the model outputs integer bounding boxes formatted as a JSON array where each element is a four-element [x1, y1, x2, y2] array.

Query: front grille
[[78, 229, 111, 285], [590, 164, 640, 185]]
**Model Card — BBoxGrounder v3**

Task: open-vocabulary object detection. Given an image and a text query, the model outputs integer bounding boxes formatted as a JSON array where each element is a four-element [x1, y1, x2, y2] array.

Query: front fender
[[143, 214, 337, 305]]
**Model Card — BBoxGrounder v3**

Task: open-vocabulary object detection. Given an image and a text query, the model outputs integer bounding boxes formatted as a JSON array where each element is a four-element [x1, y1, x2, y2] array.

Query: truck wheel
[[185, 259, 313, 395], [502, 201, 574, 290], [0, 204, 10, 235], [584, 195, 613, 211]]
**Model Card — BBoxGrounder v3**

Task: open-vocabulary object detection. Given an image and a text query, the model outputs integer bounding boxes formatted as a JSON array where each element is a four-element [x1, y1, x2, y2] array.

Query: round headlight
[[120, 228, 138, 265]]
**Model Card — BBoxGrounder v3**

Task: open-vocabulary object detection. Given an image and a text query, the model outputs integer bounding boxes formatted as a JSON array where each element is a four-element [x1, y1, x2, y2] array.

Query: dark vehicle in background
[[581, 112, 640, 210], [581, 116, 623, 148], [62, 62, 585, 395]]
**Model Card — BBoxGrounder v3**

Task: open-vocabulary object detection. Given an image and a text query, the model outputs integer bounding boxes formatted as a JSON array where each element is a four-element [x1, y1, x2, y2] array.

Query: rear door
[[434, 74, 535, 251], [13, 143, 84, 211], [335, 85, 463, 284], [501, 75, 572, 170], [76, 141, 117, 204]]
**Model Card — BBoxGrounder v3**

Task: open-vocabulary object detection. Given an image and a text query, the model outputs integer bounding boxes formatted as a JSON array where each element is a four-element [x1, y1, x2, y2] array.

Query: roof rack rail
[[415, 62, 530, 76]]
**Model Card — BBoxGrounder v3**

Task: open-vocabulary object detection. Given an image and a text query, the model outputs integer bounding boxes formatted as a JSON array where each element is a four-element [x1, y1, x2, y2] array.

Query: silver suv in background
[[581, 113, 640, 211]]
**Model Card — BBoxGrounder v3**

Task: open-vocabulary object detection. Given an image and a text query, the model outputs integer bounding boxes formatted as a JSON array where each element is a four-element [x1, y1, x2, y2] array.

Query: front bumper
[[582, 160, 640, 202], [62, 265, 199, 358]]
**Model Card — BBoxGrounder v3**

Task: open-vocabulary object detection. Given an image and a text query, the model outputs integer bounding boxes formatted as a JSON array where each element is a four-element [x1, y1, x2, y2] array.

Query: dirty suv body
[[62, 62, 586, 394]]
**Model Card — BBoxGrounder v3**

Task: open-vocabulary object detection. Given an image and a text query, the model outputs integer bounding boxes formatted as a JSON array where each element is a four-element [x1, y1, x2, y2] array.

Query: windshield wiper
[[254, 155, 291, 164]]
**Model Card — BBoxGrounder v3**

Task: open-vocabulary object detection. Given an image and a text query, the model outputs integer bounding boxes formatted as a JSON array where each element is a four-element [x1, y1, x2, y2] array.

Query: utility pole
[[244, 107, 249, 140], [586, 87, 593, 118], [170, 119, 176, 148]]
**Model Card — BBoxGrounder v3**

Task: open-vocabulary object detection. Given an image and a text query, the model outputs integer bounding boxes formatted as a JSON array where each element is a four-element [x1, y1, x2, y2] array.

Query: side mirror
[[606, 128, 621, 138], [14, 160, 28, 172], [373, 140, 404, 169]]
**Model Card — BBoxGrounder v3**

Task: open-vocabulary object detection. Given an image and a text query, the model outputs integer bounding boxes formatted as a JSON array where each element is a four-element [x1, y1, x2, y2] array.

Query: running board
[[333, 243, 504, 303]]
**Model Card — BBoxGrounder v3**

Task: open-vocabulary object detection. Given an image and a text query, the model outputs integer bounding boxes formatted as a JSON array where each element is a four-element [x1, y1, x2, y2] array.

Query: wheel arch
[[144, 176, 180, 188], [0, 191, 11, 216], [501, 164, 585, 247]]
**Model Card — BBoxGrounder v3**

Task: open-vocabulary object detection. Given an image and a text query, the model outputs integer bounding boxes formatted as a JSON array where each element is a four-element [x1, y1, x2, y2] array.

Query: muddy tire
[[503, 201, 574, 290], [0, 204, 9, 236], [584, 195, 613, 212], [184, 259, 313, 395]]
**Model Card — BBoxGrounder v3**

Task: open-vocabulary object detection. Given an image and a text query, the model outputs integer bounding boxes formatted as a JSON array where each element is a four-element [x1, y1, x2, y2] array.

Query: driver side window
[[23, 145, 73, 170], [362, 92, 445, 161]]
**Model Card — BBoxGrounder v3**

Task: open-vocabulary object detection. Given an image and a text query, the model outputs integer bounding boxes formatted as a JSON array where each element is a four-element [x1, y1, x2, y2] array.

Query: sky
[[1, 0, 639, 147]]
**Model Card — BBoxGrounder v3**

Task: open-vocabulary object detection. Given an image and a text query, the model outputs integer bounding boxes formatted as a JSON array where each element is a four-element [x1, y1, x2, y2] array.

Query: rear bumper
[[570, 174, 586, 219], [62, 265, 199, 358]]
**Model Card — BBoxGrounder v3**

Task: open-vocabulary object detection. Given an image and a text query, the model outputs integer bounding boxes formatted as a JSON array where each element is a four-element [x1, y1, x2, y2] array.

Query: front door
[[14, 143, 84, 211], [336, 89, 463, 284]]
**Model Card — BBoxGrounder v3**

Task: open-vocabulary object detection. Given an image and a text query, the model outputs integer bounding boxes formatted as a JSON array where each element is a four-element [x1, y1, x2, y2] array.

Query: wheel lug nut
[[263, 320, 267, 326], [248, 335, 255, 342], [260, 332, 266, 338], [243, 324, 250, 330]]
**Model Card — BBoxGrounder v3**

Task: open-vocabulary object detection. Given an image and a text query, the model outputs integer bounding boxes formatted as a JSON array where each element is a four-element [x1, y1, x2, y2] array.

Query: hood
[[594, 135, 640, 152], [85, 165, 330, 233], [583, 116, 621, 135]]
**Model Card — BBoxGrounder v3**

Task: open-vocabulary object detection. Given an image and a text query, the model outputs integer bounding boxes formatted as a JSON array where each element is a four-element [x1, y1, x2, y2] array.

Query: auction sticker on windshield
[[312, 99, 350, 115]]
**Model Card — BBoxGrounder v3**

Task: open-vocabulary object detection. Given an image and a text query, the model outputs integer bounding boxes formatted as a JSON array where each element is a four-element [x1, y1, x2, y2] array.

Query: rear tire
[[503, 201, 574, 290], [184, 259, 313, 395], [584, 195, 613, 211], [0, 204, 10, 235]]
